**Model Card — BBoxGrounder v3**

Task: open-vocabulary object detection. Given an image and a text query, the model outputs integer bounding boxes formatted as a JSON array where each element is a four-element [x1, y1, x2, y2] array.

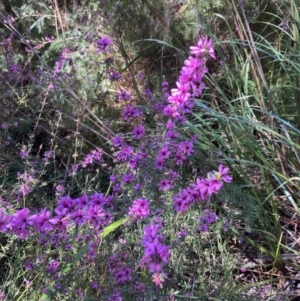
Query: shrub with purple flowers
[[0, 2, 294, 301]]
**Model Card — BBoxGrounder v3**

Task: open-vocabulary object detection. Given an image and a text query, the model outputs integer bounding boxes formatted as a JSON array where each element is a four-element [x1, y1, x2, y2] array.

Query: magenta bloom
[[190, 37, 216, 59], [217, 164, 233, 182], [128, 198, 150, 220], [191, 178, 211, 200], [163, 105, 180, 118]]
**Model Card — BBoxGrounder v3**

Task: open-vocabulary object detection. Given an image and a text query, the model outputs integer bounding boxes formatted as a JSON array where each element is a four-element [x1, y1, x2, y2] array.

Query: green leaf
[[39, 294, 49, 301], [100, 217, 127, 239]]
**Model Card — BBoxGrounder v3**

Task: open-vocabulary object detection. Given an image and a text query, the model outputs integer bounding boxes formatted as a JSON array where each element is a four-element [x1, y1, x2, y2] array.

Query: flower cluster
[[173, 164, 233, 213], [128, 198, 150, 220], [140, 217, 171, 286], [163, 38, 215, 122], [198, 209, 218, 232], [0, 192, 113, 239], [107, 253, 132, 285], [81, 148, 104, 168]]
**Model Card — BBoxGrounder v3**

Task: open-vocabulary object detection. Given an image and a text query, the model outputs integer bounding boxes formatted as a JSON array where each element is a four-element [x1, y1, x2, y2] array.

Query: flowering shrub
[[18, 3, 297, 296], [0, 27, 239, 300]]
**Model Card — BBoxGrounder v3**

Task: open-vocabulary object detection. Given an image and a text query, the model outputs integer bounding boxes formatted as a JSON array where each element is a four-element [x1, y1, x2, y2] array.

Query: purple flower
[[198, 209, 218, 232], [112, 135, 124, 148], [19, 146, 29, 159], [207, 176, 223, 195], [8, 208, 31, 239], [199, 223, 208, 232], [116, 145, 133, 162], [134, 183, 141, 190], [89, 192, 113, 208], [42, 150, 55, 162], [75, 193, 89, 208], [131, 125, 145, 139], [191, 178, 209, 200], [108, 71, 122, 81], [144, 88, 153, 100], [71, 209, 88, 225], [91, 281, 99, 290], [0, 290, 5, 300], [141, 222, 171, 274], [122, 105, 142, 121], [216, 164, 233, 182], [155, 157, 164, 170], [0, 208, 9, 232], [87, 205, 105, 227], [166, 130, 179, 139], [56, 195, 74, 212], [177, 230, 188, 239], [158, 179, 172, 191], [76, 289, 83, 298], [28, 208, 53, 232], [129, 151, 146, 169], [24, 261, 34, 271], [173, 188, 192, 212], [178, 140, 194, 156], [190, 37, 216, 59], [48, 259, 60, 274], [118, 88, 131, 101], [17, 183, 31, 197], [203, 209, 218, 224], [95, 36, 113, 52], [163, 105, 180, 118], [49, 208, 69, 232], [55, 184, 65, 195], [173, 151, 186, 165], [158, 145, 170, 160], [137, 71, 145, 81], [122, 172, 135, 184], [128, 198, 150, 220], [69, 164, 79, 176]]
